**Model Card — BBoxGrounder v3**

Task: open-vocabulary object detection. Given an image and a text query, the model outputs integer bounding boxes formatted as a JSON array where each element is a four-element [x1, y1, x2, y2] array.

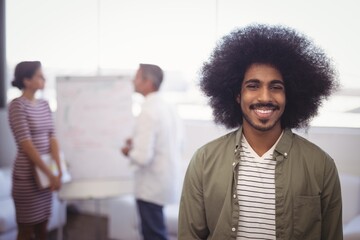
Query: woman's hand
[[58, 169, 63, 180], [48, 174, 61, 191]]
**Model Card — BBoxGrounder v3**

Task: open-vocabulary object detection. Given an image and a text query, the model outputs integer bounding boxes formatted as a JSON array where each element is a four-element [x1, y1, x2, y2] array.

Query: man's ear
[[236, 94, 241, 104], [145, 78, 155, 90]]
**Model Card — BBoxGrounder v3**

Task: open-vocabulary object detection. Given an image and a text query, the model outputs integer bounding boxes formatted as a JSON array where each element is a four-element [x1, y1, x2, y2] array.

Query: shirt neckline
[[242, 131, 284, 159], [19, 95, 40, 106]]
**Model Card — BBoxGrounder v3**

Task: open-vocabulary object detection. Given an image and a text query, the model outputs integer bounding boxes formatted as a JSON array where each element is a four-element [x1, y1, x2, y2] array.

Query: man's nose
[[257, 87, 271, 102]]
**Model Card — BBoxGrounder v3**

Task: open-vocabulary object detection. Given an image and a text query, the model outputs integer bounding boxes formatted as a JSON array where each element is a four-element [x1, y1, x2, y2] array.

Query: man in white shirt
[[122, 64, 182, 240]]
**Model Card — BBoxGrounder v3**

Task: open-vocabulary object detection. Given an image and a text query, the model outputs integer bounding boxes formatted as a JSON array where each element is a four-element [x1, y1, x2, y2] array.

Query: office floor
[[48, 211, 109, 240]]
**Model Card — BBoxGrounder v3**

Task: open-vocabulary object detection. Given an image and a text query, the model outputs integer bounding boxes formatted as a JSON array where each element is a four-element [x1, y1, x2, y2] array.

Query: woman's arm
[[50, 137, 62, 178], [20, 139, 61, 191], [8, 100, 60, 191], [47, 100, 62, 181]]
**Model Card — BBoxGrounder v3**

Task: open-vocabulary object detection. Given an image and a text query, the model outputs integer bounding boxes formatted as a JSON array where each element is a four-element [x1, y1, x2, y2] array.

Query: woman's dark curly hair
[[200, 24, 339, 129]]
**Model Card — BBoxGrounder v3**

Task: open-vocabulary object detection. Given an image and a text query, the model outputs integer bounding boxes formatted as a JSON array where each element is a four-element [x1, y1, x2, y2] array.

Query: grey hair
[[139, 63, 164, 90]]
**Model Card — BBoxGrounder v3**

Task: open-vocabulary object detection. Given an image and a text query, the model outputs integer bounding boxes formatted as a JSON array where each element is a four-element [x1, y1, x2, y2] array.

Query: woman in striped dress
[[8, 61, 62, 240]]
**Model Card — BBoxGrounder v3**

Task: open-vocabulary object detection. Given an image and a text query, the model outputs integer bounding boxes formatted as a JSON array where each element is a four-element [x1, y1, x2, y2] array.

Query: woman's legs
[[17, 223, 34, 240], [34, 220, 48, 240], [17, 220, 48, 240]]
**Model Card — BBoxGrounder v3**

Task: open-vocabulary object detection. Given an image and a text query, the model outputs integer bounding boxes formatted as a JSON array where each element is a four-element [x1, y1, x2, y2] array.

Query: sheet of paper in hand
[[35, 153, 71, 188]]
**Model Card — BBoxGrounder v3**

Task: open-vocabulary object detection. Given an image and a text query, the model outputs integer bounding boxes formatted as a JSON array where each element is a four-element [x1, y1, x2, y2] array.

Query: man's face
[[133, 68, 144, 94], [238, 63, 286, 132]]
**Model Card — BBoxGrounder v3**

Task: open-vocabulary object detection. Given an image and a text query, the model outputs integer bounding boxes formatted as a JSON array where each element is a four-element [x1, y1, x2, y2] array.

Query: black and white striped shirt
[[236, 133, 283, 240]]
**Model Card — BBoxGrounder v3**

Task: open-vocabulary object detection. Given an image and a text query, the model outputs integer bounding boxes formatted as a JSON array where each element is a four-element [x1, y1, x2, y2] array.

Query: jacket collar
[[274, 128, 293, 158], [235, 126, 293, 159], [235, 126, 243, 148]]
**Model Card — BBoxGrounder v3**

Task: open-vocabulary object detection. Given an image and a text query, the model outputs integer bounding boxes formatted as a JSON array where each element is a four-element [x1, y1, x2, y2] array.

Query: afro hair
[[200, 24, 339, 129]]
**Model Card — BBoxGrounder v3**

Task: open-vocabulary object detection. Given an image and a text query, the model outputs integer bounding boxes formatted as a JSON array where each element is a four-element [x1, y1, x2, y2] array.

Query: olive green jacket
[[179, 128, 342, 240]]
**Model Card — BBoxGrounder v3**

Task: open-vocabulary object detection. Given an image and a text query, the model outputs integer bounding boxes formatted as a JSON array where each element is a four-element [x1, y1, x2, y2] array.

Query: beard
[[242, 111, 281, 132]]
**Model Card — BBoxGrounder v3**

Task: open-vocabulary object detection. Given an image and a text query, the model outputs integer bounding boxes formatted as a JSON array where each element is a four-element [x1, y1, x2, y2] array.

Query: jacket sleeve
[[178, 149, 209, 239], [321, 156, 343, 240]]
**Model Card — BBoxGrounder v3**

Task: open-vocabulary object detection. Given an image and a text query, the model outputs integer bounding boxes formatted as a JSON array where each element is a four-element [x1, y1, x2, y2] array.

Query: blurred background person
[[8, 61, 62, 240], [122, 63, 183, 240]]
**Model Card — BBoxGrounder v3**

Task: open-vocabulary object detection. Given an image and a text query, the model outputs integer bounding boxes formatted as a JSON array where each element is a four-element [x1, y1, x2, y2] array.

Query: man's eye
[[246, 84, 258, 89], [271, 85, 284, 90]]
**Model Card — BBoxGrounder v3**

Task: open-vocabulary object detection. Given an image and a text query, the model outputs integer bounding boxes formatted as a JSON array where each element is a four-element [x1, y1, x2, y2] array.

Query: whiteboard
[[56, 76, 134, 180]]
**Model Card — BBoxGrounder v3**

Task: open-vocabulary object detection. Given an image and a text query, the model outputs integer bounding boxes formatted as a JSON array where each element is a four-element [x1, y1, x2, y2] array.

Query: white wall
[[0, 108, 16, 167], [296, 127, 360, 176]]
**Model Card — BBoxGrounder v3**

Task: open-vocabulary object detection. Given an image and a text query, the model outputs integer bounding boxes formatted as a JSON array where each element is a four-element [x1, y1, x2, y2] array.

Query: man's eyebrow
[[270, 80, 285, 86], [270, 80, 285, 85], [243, 79, 260, 84], [243, 79, 284, 84]]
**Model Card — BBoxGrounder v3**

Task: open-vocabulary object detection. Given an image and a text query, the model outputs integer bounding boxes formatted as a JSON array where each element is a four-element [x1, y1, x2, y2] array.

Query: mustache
[[250, 103, 280, 110]]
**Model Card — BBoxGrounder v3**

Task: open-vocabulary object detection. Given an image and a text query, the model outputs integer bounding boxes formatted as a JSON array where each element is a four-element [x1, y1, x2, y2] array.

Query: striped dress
[[8, 96, 55, 224]]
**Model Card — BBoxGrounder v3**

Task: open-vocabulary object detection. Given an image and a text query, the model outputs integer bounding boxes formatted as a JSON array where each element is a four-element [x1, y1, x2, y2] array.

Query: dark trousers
[[136, 199, 168, 240]]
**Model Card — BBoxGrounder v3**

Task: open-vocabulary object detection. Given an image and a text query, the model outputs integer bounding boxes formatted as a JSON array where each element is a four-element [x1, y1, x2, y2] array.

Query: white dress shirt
[[129, 92, 183, 205]]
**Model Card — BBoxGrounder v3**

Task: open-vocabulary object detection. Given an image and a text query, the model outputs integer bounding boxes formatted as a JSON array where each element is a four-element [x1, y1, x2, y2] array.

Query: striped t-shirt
[[236, 133, 283, 239]]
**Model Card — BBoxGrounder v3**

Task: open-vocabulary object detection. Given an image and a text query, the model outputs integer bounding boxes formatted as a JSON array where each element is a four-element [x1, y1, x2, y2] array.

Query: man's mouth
[[254, 109, 273, 114], [250, 103, 279, 118], [250, 103, 279, 110]]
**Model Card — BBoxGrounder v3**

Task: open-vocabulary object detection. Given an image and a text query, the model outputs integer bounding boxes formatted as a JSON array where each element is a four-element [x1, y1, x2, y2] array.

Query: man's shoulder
[[187, 130, 237, 172], [196, 130, 237, 156], [291, 132, 333, 162], [142, 93, 168, 110], [292, 132, 324, 152]]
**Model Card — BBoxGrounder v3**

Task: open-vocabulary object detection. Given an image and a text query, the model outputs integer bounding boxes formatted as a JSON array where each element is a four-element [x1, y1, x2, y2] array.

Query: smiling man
[[179, 24, 342, 240]]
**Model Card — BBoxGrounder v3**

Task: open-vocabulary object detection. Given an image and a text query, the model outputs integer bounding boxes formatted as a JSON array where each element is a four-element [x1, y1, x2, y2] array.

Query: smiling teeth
[[255, 109, 272, 114]]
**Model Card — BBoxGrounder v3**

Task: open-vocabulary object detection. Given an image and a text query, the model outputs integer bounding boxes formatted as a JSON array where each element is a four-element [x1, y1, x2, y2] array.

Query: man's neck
[[242, 123, 283, 157], [142, 89, 157, 97]]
